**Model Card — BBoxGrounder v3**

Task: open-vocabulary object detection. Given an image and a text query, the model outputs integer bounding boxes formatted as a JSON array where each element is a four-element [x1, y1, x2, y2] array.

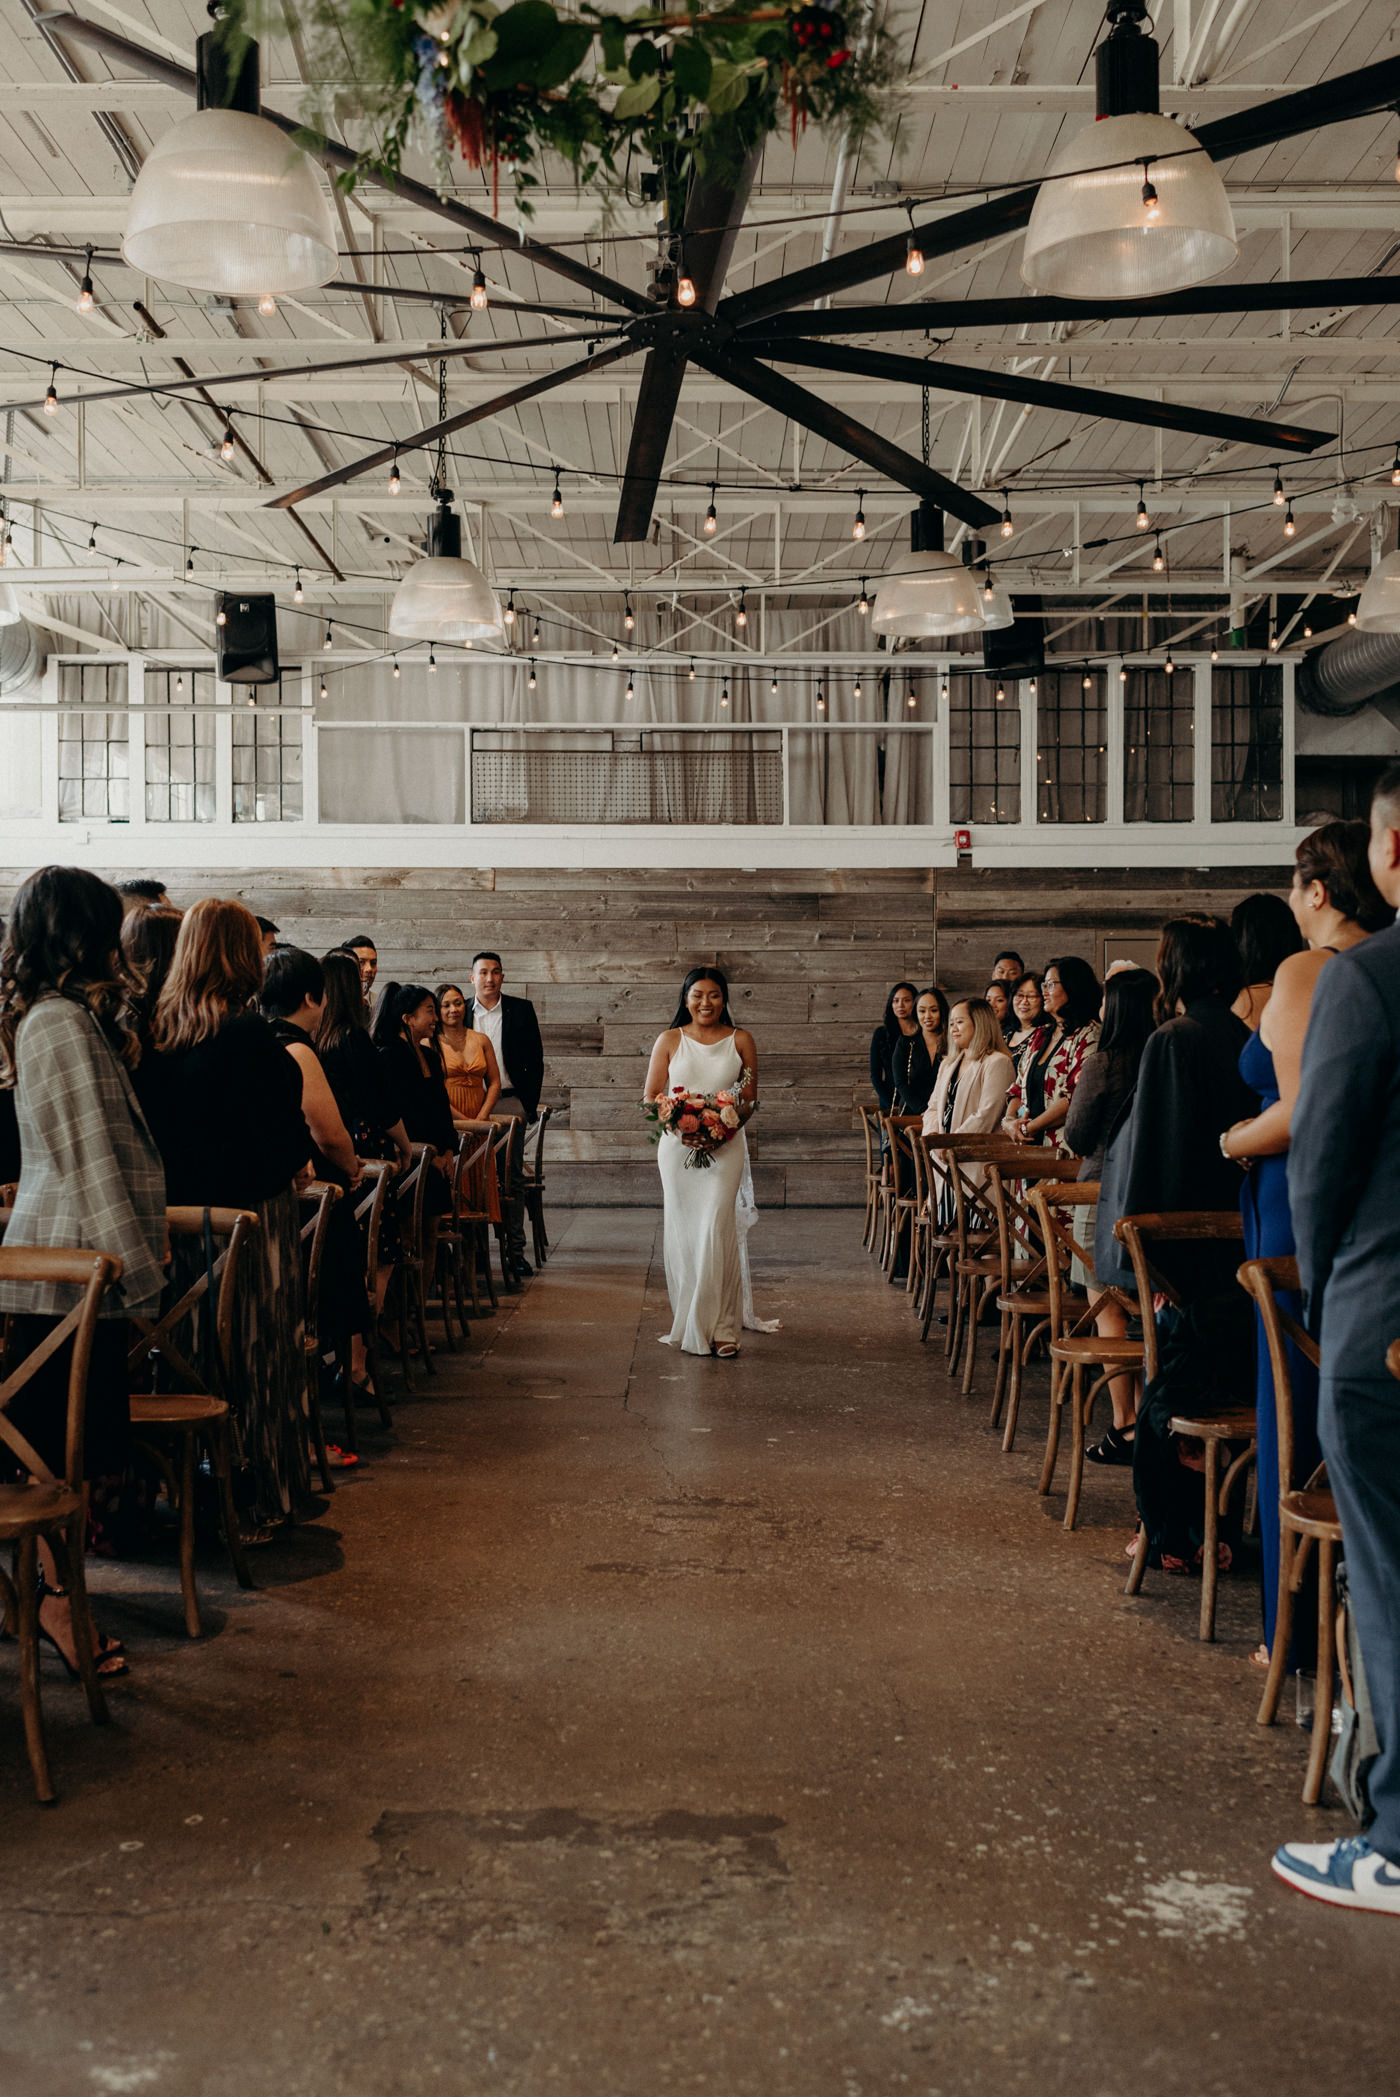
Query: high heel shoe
[[36, 1567, 128, 1679]]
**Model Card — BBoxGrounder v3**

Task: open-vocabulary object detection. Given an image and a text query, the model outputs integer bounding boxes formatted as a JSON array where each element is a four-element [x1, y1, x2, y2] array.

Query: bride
[[644, 966, 764, 1359]]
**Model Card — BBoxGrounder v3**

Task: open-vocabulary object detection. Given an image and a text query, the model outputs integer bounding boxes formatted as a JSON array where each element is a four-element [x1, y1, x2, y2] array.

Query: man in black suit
[[467, 951, 544, 1280], [1275, 763, 1400, 1915]]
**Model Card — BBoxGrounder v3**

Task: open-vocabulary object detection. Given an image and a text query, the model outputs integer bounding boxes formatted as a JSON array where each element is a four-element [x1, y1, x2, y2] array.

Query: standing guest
[[869, 982, 919, 1114], [465, 953, 544, 1283], [436, 983, 502, 1123], [254, 916, 279, 960], [153, 899, 312, 1527], [984, 981, 1013, 1042], [892, 987, 949, 1115], [1274, 767, 1400, 1914], [1062, 967, 1160, 1465], [343, 934, 378, 1007], [1222, 825, 1390, 1666], [991, 950, 1025, 985], [1005, 972, 1045, 1056], [0, 865, 166, 1680], [1003, 956, 1101, 1157], [1095, 918, 1257, 1572], [922, 998, 1015, 1226], [120, 906, 184, 1164], [115, 877, 171, 914], [1231, 891, 1306, 1033]]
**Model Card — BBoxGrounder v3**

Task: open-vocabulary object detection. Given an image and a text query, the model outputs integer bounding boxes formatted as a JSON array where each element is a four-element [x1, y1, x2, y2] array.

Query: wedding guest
[[1274, 767, 1400, 1914], [984, 981, 1013, 1042], [372, 983, 457, 1160], [115, 877, 171, 914], [923, 997, 1015, 1225], [1231, 891, 1305, 1033], [121, 906, 182, 1027], [991, 950, 1025, 984], [1221, 823, 1389, 1663], [318, 952, 410, 1173], [344, 934, 378, 1006], [254, 916, 279, 960], [1005, 971, 1045, 1055], [153, 898, 312, 1525], [1003, 956, 1101, 1157], [436, 982, 502, 1123], [465, 953, 544, 1282], [869, 981, 919, 1114], [892, 987, 949, 1116], [0, 866, 166, 1679]]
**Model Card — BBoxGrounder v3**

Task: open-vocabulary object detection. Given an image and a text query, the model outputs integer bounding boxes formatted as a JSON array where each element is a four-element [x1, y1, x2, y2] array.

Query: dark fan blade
[[690, 345, 999, 530], [1, 332, 624, 418], [45, 13, 649, 316], [266, 340, 637, 509], [721, 50, 1400, 328], [748, 341, 1330, 454], [612, 147, 760, 544], [740, 275, 1400, 337]]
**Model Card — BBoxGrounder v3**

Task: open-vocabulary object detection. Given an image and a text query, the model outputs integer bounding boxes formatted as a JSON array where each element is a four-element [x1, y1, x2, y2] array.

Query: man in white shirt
[[467, 951, 544, 1281]]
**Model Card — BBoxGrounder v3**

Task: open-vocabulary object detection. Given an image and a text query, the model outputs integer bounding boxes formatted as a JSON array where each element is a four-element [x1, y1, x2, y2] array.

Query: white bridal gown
[[658, 1029, 778, 1356]]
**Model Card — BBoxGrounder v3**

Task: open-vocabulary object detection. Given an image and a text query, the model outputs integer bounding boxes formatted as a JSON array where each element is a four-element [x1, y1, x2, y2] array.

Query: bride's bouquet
[[643, 1078, 748, 1169]]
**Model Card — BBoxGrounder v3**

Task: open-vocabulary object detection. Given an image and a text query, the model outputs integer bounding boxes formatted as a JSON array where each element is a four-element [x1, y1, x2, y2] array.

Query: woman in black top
[[892, 987, 949, 1115], [318, 952, 411, 1171], [869, 981, 919, 1113], [372, 985, 456, 1265]]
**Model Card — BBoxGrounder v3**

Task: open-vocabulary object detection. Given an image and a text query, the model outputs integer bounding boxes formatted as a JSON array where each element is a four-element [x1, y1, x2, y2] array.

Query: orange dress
[[440, 1029, 500, 1222]]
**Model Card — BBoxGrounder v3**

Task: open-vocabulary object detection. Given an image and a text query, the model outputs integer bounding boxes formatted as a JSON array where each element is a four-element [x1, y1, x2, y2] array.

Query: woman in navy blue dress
[[1222, 830, 1390, 1660]]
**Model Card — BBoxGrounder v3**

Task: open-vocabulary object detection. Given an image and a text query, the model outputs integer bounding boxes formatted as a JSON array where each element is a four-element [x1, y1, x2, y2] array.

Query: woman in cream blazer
[[922, 999, 1016, 1225]]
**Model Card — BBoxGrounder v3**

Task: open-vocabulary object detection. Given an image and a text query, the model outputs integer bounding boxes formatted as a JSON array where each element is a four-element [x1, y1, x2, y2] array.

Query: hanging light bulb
[[1269, 632, 1279, 650], [982, 571, 995, 602], [1210, 640, 1219, 660], [87, 523, 97, 552], [906, 688, 917, 708], [853, 678, 863, 699], [611, 640, 620, 663], [389, 492, 504, 645], [676, 269, 697, 308], [319, 677, 328, 699], [703, 485, 717, 534], [389, 448, 401, 495], [688, 660, 696, 681], [123, 27, 337, 296], [735, 591, 747, 629], [1136, 484, 1150, 530], [720, 685, 730, 708], [220, 419, 235, 462], [1082, 670, 1092, 689], [905, 208, 924, 277], [939, 679, 949, 701], [532, 617, 541, 644], [470, 262, 488, 311], [288, 569, 302, 606], [1284, 501, 1296, 537], [816, 687, 826, 709], [999, 491, 1014, 539], [1020, 5, 1236, 299], [1164, 652, 1175, 674], [853, 492, 867, 542], [624, 598, 635, 632], [76, 249, 94, 314], [550, 476, 564, 518], [1120, 664, 1128, 682], [43, 365, 58, 415], [1348, 606, 1358, 625], [995, 683, 1005, 703], [323, 622, 333, 651], [771, 676, 779, 696], [504, 590, 515, 627], [857, 580, 870, 616], [1391, 443, 1400, 487], [625, 679, 635, 701], [392, 657, 400, 679], [216, 605, 227, 627], [1152, 535, 1165, 572], [186, 546, 195, 578], [258, 292, 276, 316], [427, 645, 437, 673], [527, 660, 537, 689], [1273, 467, 1285, 506], [1303, 624, 1312, 639]]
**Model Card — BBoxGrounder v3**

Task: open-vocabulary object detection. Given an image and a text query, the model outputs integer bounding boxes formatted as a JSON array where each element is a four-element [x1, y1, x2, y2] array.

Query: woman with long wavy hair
[[0, 864, 166, 1678]]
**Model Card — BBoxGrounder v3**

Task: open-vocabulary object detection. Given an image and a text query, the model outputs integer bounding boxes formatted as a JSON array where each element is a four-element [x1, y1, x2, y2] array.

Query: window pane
[[1037, 669, 1106, 823], [1211, 662, 1283, 821], [1123, 667, 1193, 822], [949, 674, 1020, 824]]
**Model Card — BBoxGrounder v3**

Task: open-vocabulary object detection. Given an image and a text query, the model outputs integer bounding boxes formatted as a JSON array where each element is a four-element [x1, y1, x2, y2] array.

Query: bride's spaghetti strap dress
[[658, 1030, 747, 1354]]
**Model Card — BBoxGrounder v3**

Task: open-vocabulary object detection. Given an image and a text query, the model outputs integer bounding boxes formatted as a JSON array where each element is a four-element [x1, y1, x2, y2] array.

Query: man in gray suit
[[1275, 762, 1400, 1914]]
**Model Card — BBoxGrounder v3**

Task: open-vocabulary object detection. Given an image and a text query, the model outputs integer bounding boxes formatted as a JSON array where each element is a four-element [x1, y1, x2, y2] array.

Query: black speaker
[[215, 591, 280, 684], [981, 601, 1044, 681]]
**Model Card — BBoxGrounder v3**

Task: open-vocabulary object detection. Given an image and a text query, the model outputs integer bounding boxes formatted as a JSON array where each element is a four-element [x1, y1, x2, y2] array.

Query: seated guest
[[1274, 765, 1400, 1914], [0, 865, 166, 1679], [893, 987, 949, 1116], [254, 916, 279, 960], [991, 950, 1025, 985], [923, 997, 1014, 1226], [436, 983, 502, 1123], [1221, 822, 1389, 1666], [153, 898, 313, 1526], [869, 981, 920, 1114], [115, 877, 171, 914], [1095, 918, 1258, 1572], [984, 981, 1013, 1042], [120, 905, 185, 1168], [1062, 967, 1159, 1465], [1003, 956, 1101, 1157], [343, 934, 378, 1008], [318, 953, 410, 1172], [1231, 891, 1306, 1032], [371, 985, 456, 1267], [1005, 971, 1045, 1055]]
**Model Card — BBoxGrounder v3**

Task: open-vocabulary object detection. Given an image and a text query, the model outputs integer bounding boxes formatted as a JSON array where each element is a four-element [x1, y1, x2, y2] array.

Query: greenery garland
[[236, 2, 901, 221]]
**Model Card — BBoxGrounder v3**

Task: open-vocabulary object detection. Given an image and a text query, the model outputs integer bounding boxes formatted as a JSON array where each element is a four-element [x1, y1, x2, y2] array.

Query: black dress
[[892, 1032, 942, 1116], [377, 1033, 455, 1218], [322, 1028, 402, 1157], [268, 1018, 371, 1340]]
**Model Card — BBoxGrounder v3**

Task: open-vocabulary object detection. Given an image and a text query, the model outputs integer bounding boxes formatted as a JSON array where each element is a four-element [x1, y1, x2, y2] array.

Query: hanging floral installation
[[231, 1, 900, 217]]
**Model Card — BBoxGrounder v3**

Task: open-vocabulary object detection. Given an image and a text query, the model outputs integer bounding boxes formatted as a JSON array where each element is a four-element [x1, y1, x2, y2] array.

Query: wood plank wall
[[0, 863, 1291, 1206]]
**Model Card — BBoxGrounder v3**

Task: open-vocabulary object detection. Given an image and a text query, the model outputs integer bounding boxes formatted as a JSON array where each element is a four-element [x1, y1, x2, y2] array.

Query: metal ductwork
[[1295, 628, 1400, 720], [0, 615, 44, 697]]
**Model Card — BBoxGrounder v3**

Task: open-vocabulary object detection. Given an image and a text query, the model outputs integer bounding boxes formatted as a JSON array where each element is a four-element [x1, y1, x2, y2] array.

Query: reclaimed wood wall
[[0, 863, 1291, 1206]]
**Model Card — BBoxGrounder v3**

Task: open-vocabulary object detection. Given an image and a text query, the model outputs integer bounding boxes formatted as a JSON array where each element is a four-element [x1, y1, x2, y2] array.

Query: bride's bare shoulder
[[733, 1024, 758, 1054]]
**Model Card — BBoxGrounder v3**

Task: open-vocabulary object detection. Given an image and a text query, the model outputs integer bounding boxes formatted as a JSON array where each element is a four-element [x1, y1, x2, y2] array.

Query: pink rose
[[719, 1104, 740, 1129], [701, 1110, 723, 1132], [678, 1112, 700, 1135], [715, 1090, 734, 1106]]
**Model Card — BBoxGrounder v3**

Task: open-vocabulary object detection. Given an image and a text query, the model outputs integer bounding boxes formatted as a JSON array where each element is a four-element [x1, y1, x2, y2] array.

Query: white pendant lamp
[[0, 581, 21, 627], [123, 30, 336, 297], [872, 505, 1014, 638], [389, 495, 504, 646], [1356, 549, 1400, 632], [1021, 1, 1237, 300]]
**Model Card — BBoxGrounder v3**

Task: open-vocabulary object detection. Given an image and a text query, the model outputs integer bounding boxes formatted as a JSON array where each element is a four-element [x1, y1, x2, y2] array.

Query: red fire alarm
[[953, 827, 972, 851]]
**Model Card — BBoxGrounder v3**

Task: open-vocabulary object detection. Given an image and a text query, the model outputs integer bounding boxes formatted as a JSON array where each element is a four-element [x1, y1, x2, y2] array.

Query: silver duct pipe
[[1295, 627, 1400, 719], [0, 615, 43, 695]]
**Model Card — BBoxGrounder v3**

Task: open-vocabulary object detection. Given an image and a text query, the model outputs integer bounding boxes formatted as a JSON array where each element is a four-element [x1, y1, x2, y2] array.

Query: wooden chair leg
[[177, 1427, 201, 1637], [1123, 1525, 1150, 1595], [213, 1418, 255, 1593], [15, 1534, 53, 1804], [414, 1259, 436, 1373], [53, 1515, 110, 1728], [1303, 1537, 1337, 1806], [306, 1362, 335, 1495], [961, 1281, 992, 1399], [1038, 1361, 1065, 1497], [1257, 1529, 1298, 1726], [989, 1311, 1011, 1430], [480, 1224, 498, 1312], [393, 1267, 417, 1391], [1199, 1437, 1221, 1642], [1064, 1363, 1088, 1531], [1002, 1319, 1030, 1454]]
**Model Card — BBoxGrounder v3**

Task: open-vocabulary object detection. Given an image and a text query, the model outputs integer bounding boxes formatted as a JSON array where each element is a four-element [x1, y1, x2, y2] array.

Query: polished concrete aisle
[[1, 1212, 1393, 2097]]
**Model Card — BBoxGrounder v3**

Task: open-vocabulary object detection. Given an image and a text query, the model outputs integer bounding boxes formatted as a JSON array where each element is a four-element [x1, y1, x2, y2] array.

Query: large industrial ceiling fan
[[40, 9, 1400, 551]]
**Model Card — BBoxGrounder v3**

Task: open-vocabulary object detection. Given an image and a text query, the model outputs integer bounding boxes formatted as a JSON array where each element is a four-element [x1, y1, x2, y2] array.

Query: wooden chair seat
[[0, 1480, 82, 1539], [1052, 1336, 1146, 1366], [1167, 1406, 1257, 1443], [1279, 1485, 1342, 1541], [997, 1286, 1052, 1315], [130, 1392, 228, 1428]]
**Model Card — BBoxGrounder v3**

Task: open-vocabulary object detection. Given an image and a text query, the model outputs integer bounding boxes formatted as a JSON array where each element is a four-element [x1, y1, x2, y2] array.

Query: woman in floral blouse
[[1002, 955, 1103, 1156]]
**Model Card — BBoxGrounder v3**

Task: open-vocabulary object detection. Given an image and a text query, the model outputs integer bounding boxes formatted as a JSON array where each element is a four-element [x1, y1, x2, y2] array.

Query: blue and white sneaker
[[1272, 1835, 1400, 1913]]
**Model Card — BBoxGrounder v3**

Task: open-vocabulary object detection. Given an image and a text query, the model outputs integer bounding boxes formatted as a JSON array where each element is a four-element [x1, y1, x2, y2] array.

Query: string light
[[982, 571, 995, 602], [174, 673, 184, 693], [428, 645, 437, 672], [392, 657, 400, 678], [292, 567, 303, 603], [76, 248, 94, 313], [906, 687, 917, 708], [87, 523, 96, 552], [504, 589, 515, 627], [1120, 665, 1128, 682], [1348, 606, 1358, 625], [470, 261, 488, 311], [720, 685, 729, 708], [1303, 624, 1312, 638], [625, 679, 635, 701], [995, 683, 1005, 703], [611, 640, 620, 662], [323, 623, 333, 651], [186, 546, 195, 578], [1152, 535, 1165, 572], [527, 660, 537, 688], [1136, 484, 1149, 531], [853, 491, 866, 541], [939, 679, 949, 701], [43, 365, 58, 415], [1028, 676, 1038, 697], [551, 476, 564, 519], [735, 590, 747, 628], [703, 484, 717, 534], [1283, 501, 1296, 537], [853, 677, 863, 699], [905, 206, 924, 276], [1391, 443, 1400, 486], [857, 580, 870, 616], [816, 686, 826, 710], [624, 598, 635, 631], [319, 678, 328, 700], [388, 448, 401, 495], [1000, 491, 1014, 539], [258, 293, 277, 316], [532, 617, 541, 643], [1273, 467, 1285, 506], [1164, 652, 1175, 674], [1210, 640, 1219, 660], [1140, 160, 1160, 222], [771, 676, 779, 696], [1082, 671, 1092, 690], [676, 267, 697, 307], [216, 605, 227, 627], [220, 419, 235, 462], [688, 659, 696, 681]]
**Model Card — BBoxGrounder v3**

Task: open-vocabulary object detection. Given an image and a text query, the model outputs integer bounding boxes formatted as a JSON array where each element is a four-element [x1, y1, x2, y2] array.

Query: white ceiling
[[2, 0, 1399, 664]]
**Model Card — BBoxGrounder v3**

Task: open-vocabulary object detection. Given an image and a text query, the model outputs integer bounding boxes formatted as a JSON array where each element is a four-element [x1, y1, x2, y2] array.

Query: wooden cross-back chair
[[1117, 1212, 1254, 1641], [880, 1114, 922, 1280], [0, 1246, 120, 1802], [388, 1143, 437, 1389], [491, 1117, 524, 1293], [351, 1160, 396, 1425], [520, 1104, 552, 1270], [984, 1157, 1083, 1447], [923, 1137, 1062, 1380], [856, 1104, 883, 1255], [298, 1182, 345, 1487], [127, 1208, 257, 1639], [1237, 1255, 1342, 1804], [1028, 1184, 1145, 1531], [453, 1127, 499, 1317], [431, 1130, 486, 1350]]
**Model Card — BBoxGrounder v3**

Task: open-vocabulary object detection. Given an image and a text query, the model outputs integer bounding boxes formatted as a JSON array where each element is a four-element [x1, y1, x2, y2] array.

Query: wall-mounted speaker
[[981, 598, 1044, 680], [215, 592, 279, 684]]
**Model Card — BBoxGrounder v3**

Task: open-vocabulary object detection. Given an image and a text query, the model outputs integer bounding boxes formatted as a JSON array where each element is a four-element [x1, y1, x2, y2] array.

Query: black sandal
[[1086, 1424, 1136, 1467], [36, 1566, 128, 1679]]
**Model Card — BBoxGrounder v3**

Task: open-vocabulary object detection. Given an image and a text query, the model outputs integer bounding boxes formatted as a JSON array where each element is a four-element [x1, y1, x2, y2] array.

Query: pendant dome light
[[123, 23, 337, 297], [1355, 548, 1400, 633], [1021, 1, 1237, 300], [872, 504, 1013, 638], [389, 492, 504, 646]]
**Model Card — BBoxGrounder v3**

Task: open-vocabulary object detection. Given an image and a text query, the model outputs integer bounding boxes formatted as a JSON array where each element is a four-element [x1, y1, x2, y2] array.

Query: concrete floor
[[1, 1210, 1395, 2097]]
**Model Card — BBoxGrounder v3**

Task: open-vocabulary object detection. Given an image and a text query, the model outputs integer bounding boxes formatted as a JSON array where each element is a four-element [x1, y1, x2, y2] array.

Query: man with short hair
[[343, 934, 378, 1006], [466, 952, 543, 1281], [116, 877, 171, 913], [990, 950, 1024, 983], [1274, 762, 1400, 1914], [254, 915, 279, 959]]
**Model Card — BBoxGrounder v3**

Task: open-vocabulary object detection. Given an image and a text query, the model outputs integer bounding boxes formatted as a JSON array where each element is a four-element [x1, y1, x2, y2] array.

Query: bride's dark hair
[[671, 966, 732, 1027]]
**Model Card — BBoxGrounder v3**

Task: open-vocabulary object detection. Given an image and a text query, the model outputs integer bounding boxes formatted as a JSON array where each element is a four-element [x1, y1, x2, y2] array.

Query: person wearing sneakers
[[1274, 760, 1400, 1914]]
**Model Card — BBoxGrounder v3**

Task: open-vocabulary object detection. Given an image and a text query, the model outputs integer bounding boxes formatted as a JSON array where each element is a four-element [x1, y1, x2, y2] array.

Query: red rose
[[827, 48, 849, 67]]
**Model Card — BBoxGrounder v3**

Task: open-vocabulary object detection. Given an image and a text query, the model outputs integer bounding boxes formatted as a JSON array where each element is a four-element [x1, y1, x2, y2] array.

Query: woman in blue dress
[[1221, 828, 1390, 1662]]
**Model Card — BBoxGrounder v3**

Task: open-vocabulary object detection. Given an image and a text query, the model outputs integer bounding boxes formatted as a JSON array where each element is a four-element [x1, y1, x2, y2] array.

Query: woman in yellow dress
[[435, 982, 502, 1221]]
